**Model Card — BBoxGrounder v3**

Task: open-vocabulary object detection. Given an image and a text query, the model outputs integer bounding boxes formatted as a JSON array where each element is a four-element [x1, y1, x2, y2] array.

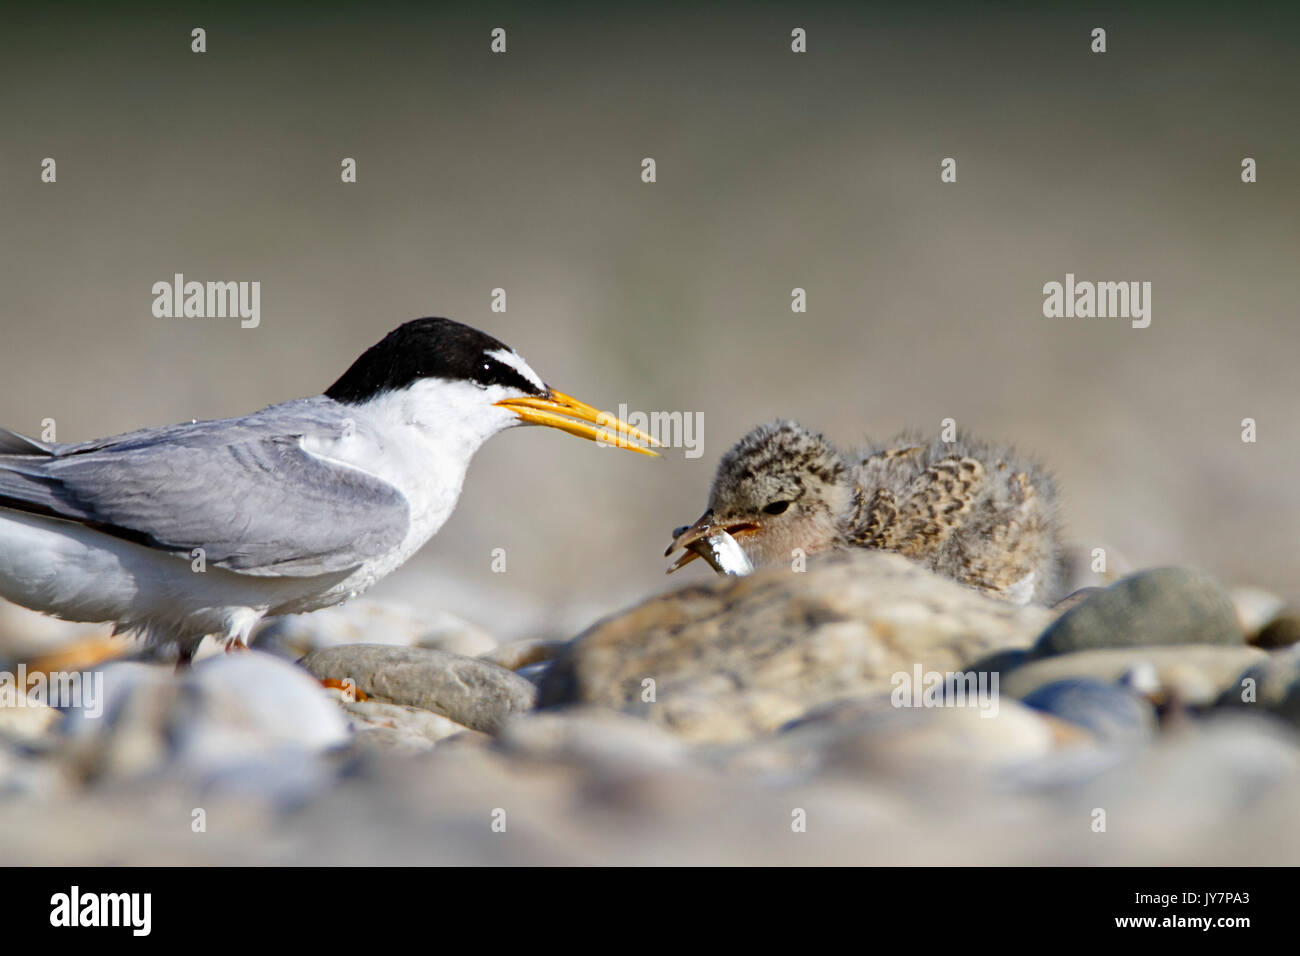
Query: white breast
[[294, 379, 523, 603]]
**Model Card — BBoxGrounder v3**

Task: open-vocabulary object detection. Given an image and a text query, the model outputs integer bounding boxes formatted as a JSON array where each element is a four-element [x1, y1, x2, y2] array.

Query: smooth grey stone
[[299, 644, 536, 735], [1021, 678, 1156, 743], [174, 652, 350, 761], [1032, 566, 1241, 658]]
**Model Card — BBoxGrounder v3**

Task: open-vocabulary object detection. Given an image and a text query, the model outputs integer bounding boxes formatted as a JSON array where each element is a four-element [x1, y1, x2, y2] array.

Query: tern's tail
[[0, 426, 55, 456]]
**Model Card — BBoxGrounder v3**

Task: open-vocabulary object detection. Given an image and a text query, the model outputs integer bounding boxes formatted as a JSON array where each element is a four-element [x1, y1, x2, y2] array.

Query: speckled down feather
[[691, 421, 1066, 604]]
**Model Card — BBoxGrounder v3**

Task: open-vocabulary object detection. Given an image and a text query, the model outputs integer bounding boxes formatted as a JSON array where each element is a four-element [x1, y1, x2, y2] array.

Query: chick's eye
[[763, 501, 790, 515]]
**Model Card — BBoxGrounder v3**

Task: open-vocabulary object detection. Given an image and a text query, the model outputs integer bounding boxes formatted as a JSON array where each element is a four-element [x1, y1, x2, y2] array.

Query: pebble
[[1251, 612, 1300, 651], [335, 697, 477, 752], [59, 662, 178, 778], [1031, 566, 1242, 658], [299, 644, 536, 734], [1019, 678, 1156, 744], [59, 653, 348, 783], [796, 698, 1069, 777], [0, 694, 62, 747], [496, 707, 686, 769], [1002, 645, 1267, 706], [1214, 646, 1300, 726], [253, 602, 498, 660], [0, 741, 69, 798], [172, 652, 351, 763], [1230, 586, 1287, 641]]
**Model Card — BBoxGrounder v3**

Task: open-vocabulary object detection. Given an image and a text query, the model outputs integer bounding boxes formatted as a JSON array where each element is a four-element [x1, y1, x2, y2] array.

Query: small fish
[[667, 526, 754, 577]]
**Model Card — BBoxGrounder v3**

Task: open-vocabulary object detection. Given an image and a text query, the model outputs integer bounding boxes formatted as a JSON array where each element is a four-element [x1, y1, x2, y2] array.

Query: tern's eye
[[763, 501, 790, 515]]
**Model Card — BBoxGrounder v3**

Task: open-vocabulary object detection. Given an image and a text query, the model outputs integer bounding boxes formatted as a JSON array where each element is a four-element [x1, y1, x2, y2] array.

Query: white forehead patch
[[486, 347, 546, 392]]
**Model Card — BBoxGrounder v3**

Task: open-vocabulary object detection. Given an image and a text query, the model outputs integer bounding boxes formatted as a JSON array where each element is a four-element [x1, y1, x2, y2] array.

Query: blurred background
[[1, 2, 1296, 646]]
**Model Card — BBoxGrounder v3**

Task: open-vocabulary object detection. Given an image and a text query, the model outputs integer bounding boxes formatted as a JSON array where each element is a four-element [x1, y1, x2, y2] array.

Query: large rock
[[299, 644, 536, 735], [539, 551, 1053, 743], [1031, 566, 1241, 658]]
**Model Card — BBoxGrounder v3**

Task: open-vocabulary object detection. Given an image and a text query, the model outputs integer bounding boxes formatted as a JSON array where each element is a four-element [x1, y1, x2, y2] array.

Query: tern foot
[[319, 677, 369, 701]]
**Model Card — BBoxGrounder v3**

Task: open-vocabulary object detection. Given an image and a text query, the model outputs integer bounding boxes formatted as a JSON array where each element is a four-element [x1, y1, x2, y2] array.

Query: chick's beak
[[495, 389, 660, 457], [664, 510, 760, 573]]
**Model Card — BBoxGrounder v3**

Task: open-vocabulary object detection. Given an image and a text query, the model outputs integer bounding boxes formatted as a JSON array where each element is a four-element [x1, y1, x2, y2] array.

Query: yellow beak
[[495, 389, 661, 457]]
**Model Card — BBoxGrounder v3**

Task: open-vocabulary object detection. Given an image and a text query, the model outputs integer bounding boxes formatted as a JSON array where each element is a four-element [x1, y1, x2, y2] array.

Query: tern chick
[[666, 421, 1065, 605], [0, 317, 658, 663]]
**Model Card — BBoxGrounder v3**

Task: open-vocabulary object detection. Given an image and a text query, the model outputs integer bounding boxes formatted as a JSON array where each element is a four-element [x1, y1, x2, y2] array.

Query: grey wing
[[0, 426, 409, 577]]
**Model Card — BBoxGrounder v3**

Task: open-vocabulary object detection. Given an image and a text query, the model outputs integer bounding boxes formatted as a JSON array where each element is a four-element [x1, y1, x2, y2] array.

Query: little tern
[[0, 317, 658, 663], [665, 421, 1065, 604]]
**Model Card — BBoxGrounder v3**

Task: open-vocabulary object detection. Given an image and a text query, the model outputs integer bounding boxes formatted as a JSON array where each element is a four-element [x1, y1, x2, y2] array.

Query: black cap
[[325, 317, 547, 404]]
